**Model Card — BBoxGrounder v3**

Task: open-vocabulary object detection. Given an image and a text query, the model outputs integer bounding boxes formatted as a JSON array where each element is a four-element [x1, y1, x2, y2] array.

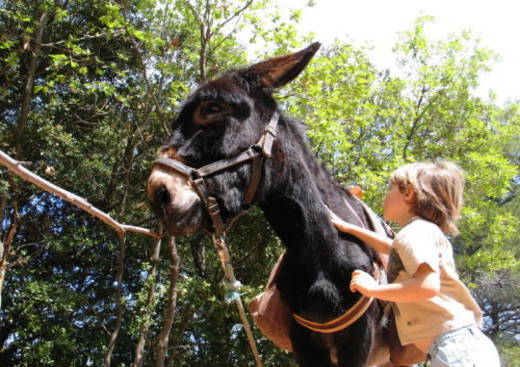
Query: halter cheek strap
[[152, 112, 280, 237]]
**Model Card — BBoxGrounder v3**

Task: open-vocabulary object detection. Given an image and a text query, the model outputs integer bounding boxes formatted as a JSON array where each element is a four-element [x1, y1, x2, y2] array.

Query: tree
[[0, 0, 296, 365]]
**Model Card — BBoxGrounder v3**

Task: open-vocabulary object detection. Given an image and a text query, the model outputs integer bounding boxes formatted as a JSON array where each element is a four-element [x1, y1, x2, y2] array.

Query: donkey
[[147, 43, 392, 367]]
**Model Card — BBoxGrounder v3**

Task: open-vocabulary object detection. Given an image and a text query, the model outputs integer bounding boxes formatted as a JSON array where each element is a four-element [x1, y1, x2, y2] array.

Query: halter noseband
[[152, 112, 280, 237]]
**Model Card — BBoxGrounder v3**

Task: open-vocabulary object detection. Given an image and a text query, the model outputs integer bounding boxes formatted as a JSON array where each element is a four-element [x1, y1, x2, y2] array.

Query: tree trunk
[[132, 230, 163, 367], [0, 196, 6, 228], [104, 145, 138, 366], [199, 27, 207, 82], [155, 236, 179, 367], [0, 208, 19, 307], [1, 10, 49, 309], [103, 237, 127, 367], [14, 12, 49, 158]]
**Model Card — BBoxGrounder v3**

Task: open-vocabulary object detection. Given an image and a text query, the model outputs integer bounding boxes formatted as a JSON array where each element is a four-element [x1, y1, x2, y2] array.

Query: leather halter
[[152, 112, 280, 237]]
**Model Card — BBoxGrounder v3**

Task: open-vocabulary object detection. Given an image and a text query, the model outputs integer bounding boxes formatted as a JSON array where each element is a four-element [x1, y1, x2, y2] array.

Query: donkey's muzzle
[[147, 168, 204, 235]]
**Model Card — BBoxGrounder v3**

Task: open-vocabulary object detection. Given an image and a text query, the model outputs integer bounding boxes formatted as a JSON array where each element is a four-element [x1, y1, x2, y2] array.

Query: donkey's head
[[147, 43, 320, 235]]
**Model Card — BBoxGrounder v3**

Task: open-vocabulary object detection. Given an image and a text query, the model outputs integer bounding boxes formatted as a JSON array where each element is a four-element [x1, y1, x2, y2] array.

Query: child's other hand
[[350, 270, 378, 296]]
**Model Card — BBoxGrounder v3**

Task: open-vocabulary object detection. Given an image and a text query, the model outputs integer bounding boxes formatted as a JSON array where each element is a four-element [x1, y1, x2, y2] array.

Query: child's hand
[[327, 207, 354, 233], [350, 270, 378, 297]]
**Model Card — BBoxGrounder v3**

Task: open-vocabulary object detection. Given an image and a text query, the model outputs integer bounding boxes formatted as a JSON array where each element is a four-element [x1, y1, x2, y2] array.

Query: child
[[329, 161, 500, 367]]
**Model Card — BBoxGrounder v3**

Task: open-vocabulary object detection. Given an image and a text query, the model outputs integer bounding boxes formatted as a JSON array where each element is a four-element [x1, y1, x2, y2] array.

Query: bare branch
[[41, 29, 125, 47], [0, 150, 161, 239]]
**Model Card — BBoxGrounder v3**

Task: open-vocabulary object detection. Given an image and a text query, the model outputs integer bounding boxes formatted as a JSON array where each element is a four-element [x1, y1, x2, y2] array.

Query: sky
[[279, 0, 520, 104]]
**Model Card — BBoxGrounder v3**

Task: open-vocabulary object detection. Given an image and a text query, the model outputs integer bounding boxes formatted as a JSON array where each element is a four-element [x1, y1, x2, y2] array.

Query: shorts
[[428, 326, 500, 367]]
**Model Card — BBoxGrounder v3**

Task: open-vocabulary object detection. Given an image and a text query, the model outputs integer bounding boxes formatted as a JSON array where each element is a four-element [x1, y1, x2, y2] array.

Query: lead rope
[[212, 235, 264, 367]]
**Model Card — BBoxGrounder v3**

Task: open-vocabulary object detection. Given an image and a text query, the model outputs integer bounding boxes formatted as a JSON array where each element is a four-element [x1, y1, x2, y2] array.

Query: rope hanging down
[[212, 235, 264, 367]]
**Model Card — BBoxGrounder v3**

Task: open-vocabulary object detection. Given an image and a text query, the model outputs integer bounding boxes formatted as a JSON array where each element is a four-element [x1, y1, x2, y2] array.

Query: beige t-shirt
[[387, 217, 483, 345]]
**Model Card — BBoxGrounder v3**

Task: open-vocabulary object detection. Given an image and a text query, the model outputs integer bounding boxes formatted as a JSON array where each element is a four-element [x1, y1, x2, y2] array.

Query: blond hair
[[389, 161, 465, 235]]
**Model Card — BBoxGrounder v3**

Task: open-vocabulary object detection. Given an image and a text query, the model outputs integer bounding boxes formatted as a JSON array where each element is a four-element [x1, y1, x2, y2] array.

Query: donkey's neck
[[258, 117, 373, 262], [259, 124, 348, 255], [260, 180, 334, 255], [258, 118, 380, 318]]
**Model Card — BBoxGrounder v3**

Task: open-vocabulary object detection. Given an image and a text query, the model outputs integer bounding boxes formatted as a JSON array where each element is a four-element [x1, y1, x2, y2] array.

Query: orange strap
[[293, 295, 374, 334], [292, 263, 381, 334]]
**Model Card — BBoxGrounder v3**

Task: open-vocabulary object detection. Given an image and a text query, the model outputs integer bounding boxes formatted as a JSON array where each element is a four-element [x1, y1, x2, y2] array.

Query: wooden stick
[[0, 149, 162, 239]]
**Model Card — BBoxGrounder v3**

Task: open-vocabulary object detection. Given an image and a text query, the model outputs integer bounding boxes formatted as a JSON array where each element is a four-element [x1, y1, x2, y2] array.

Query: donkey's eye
[[204, 103, 223, 114], [194, 101, 232, 125]]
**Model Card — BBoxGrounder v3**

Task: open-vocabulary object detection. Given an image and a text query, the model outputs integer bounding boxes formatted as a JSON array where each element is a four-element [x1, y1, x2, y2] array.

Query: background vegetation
[[0, 0, 518, 366]]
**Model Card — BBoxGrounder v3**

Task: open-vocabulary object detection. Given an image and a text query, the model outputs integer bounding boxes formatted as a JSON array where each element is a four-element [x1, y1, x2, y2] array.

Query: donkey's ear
[[241, 42, 321, 89]]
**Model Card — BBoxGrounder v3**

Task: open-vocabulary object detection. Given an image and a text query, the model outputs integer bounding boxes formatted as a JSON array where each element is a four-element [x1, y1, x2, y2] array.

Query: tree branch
[[103, 237, 127, 367], [0, 195, 6, 231], [182, 0, 202, 25], [132, 228, 163, 367], [155, 236, 180, 367], [122, 23, 170, 135], [402, 86, 435, 160], [213, 0, 254, 35], [0, 150, 161, 239], [0, 202, 19, 307], [41, 29, 125, 47], [14, 12, 49, 158]]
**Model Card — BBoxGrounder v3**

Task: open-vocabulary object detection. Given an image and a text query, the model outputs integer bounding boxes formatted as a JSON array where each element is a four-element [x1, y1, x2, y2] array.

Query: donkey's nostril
[[155, 186, 171, 207]]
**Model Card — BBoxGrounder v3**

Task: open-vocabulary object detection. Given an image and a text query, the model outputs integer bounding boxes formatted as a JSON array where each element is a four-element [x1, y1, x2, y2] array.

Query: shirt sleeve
[[395, 224, 441, 276]]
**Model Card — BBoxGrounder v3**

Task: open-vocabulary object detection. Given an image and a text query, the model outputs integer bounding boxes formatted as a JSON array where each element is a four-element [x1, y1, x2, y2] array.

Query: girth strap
[[293, 296, 374, 334], [293, 262, 382, 334]]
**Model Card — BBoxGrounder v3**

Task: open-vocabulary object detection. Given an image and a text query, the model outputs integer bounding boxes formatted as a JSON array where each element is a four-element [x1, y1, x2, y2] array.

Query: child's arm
[[350, 264, 440, 302], [329, 209, 393, 255]]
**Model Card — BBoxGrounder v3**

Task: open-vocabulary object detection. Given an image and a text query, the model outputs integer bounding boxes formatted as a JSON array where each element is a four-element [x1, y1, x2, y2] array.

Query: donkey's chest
[[277, 268, 354, 321]]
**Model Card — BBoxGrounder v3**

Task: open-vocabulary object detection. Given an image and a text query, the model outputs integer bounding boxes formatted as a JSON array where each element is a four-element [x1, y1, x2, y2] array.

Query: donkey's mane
[[281, 114, 362, 219]]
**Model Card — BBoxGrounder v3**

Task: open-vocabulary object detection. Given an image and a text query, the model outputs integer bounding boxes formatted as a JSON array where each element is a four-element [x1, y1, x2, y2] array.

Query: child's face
[[383, 183, 415, 226]]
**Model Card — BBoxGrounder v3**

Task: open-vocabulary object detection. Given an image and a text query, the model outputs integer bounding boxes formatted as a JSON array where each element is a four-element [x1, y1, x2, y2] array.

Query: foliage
[[0, 2, 518, 366]]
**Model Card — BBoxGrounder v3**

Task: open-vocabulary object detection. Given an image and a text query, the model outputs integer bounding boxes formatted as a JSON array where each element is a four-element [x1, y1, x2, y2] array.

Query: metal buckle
[[207, 196, 220, 216]]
